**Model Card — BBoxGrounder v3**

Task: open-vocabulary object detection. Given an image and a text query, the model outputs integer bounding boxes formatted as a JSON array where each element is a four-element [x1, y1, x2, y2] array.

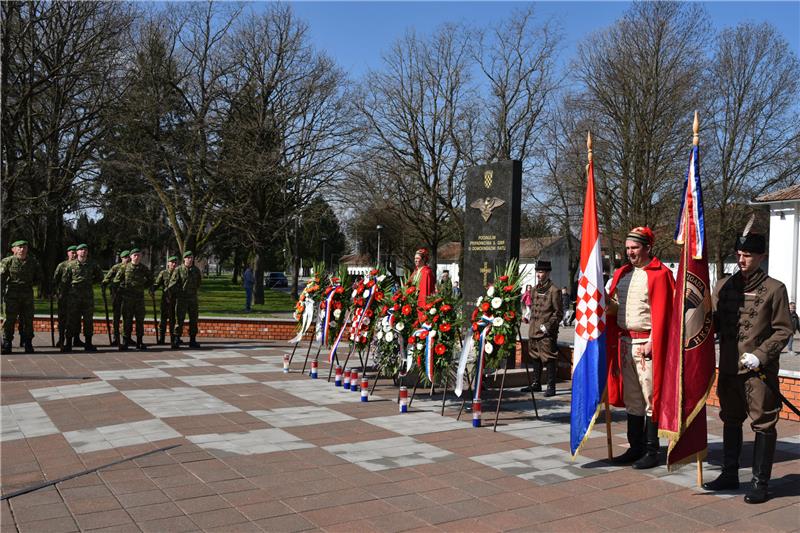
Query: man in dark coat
[[703, 233, 792, 504], [524, 260, 562, 397]]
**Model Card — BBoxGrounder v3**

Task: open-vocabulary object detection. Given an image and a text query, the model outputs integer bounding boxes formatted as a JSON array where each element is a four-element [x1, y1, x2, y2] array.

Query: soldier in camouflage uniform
[[114, 248, 154, 351], [1, 240, 41, 354], [154, 255, 178, 345], [60, 244, 104, 353], [102, 250, 129, 346], [169, 251, 202, 349], [52, 245, 77, 348]]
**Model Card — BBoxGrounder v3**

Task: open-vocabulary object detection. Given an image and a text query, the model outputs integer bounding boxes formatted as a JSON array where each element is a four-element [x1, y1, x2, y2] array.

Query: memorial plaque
[[462, 160, 521, 310]]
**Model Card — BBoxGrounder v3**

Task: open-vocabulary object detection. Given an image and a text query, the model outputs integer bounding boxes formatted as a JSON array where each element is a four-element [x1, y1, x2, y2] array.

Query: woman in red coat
[[411, 248, 435, 312]]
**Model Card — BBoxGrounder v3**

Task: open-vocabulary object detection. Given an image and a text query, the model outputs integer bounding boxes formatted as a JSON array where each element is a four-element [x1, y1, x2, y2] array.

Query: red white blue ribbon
[[329, 310, 350, 364], [320, 286, 338, 346], [413, 324, 434, 382], [473, 315, 493, 402]]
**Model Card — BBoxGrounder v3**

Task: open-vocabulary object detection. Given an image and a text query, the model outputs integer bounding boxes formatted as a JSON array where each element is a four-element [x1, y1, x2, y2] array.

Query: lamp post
[[376, 224, 384, 266], [321, 237, 328, 269]]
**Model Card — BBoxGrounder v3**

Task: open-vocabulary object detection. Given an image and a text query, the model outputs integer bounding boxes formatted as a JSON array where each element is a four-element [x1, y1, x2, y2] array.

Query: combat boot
[[84, 336, 97, 352], [23, 338, 34, 354], [72, 336, 85, 348], [189, 336, 201, 349], [61, 337, 72, 353], [171, 337, 181, 350], [632, 417, 660, 469], [119, 337, 131, 351], [110, 335, 120, 347], [544, 361, 557, 397], [744, 432, 776, 504], [1, 338, 12, 355], [136, 337, 148, 350], [56, 335, 63, 348], [158, 328, 167, 345], [521, 359, 542, 393], [611, 414, 646, 464], [703, 425, 742, 491]]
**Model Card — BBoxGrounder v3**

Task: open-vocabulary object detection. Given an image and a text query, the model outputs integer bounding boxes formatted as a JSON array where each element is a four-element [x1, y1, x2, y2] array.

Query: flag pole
[[692, 110, 704, 488], [587, 130, 613, 460]]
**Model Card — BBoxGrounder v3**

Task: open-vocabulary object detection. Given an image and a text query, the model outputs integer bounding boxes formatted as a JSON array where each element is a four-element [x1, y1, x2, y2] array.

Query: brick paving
[[1, 338, 798, 532]]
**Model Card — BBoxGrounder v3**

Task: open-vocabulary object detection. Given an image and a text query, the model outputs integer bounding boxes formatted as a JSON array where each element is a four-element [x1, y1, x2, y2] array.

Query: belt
[[620, 329, 650, 340]]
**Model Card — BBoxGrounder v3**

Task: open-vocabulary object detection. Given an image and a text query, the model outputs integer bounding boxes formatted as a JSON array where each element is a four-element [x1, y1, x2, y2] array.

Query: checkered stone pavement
[[323, 436, 456, 471], [122, 387, 241, 417], [263, 378, 381, 405], [249, 406, 354, 427], [188, 427, 315, 455], [144, 358, 214, 368], [471, 445, 616, 485], [364, 411, 471, 435], [1, 402, 60, 441], [29, 380, 117, 401], [63, 419, 181, 453], [94, 368, 171, 380]]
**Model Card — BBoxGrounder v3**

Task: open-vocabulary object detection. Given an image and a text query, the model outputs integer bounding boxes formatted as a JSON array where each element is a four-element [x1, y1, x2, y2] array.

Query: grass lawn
[[31, 275, 295, 318]]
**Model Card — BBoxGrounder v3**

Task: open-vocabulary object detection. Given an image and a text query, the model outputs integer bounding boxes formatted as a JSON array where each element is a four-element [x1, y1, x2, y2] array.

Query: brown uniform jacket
[[529, 279, 562, 339], [713, 269, 792, 376]]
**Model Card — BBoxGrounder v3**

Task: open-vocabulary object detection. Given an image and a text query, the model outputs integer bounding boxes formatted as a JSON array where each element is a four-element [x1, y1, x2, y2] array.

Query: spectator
[[788, 301, 799, 355], [243, 266, 255, 312], [438, 270, 453, 296], [452, 280, 462, 299], [521, 284, 533, 323]]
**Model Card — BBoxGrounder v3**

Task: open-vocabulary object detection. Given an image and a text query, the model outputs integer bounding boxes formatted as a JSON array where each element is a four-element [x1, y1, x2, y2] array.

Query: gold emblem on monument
[[484, 170, 493, 188], [470, 197, 505, 223]]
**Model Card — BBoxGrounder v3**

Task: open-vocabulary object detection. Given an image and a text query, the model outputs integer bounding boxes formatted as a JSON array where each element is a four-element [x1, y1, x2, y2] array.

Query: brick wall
[[32, 316, 315, 342]]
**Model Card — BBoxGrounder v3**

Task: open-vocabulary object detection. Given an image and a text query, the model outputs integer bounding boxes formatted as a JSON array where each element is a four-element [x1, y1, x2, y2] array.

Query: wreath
[[349, 267, 392, 352], [470, 260, 523, 369], [408, 291, 462, 384]]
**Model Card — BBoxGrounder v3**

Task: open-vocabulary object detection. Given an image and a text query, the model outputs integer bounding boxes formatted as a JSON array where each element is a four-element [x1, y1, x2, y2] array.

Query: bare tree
[[474, 6, 561, 164], [1, 1, 133, 291], [356, 24, 477, 268], [573, 2, 710, 251], [705, 22, 800, 276]]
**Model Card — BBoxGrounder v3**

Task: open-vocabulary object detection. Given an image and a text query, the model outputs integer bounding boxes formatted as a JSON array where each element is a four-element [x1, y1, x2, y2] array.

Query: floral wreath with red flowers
[[470, 260, 523, 369], [383, 274, 419, 341], [318, 264, 352, 347], [407, 292, 462, 384], [292, 262, 329, 336], [348, 266, 392, 352]]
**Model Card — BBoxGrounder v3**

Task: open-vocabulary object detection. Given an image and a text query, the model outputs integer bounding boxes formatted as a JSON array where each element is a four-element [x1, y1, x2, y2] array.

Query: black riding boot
[[72, 336, 85, 348], [2, 338, 13, 355], [703, 425, 742, 491], [171, 337, 181, 350], [119, 336, 131, 351], [611, 414, 645, 464], [158, 327, 167, 345], [522, 359, 542, 392], [544, 361, 557, 397], [84, 335, 97, 352], [744, 432, 776, 504], [188, 336, 201, 348], [633, 417, 660, 469], [23, 338, 34, 354], [61, 336, 72, 353], [111, 334, 120, 347], [136, 337, 148, 350]]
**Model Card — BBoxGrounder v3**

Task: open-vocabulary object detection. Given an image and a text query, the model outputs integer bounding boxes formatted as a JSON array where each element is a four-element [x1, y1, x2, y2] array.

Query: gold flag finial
[[587, 131, 593, 163], [693, 111, 699, 146]]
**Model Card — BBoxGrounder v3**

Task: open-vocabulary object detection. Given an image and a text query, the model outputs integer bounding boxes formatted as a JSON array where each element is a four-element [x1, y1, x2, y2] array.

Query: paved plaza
[[1, 339, 798, 532]]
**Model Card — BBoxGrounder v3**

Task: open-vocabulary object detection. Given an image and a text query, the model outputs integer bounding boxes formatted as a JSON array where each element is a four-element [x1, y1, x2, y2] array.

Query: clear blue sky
[[263, 1, 800, 80]]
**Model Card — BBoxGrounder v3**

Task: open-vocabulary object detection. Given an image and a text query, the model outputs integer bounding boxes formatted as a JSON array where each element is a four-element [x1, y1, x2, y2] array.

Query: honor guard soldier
[[102, 250, 129, 346], [704, 232, 792, 504], [61, 244, 104, 352], [52, 245, 77, 348], [154, 255, 178, 345], [114, 248, 154, 351], [1, 240, 41, 354], [168, 250, 202, 349], [606, 227, 674, 470], [524, 260, 563, 397]]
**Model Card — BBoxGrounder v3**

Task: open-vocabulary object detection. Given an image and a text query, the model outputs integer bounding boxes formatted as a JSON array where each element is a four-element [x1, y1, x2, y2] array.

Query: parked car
[[265, 272, 289, 288]]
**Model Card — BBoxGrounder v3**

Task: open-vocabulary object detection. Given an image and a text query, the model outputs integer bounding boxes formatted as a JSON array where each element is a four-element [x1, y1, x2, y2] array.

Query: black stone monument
[[462, 160, 521, 310]]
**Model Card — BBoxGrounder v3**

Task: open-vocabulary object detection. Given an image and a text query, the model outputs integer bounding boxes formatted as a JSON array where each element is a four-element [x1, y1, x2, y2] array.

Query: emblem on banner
[[683, 271, 713, 349]]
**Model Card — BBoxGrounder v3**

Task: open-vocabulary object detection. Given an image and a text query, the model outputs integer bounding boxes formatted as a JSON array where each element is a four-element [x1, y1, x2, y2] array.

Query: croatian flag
[[569, 152, 607, 457]]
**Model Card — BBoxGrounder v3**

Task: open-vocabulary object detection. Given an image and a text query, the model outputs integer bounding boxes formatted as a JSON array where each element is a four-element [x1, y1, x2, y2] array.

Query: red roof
[[754, 184, 800, 203]]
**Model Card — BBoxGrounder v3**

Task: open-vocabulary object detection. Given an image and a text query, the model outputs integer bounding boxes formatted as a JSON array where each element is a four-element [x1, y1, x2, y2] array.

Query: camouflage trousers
[[160, 294, 174, 340], [67, 291, 95, 339], [121, 294, 146, 340], [173, 296, 198, 339], [2, 289, 34, 341]]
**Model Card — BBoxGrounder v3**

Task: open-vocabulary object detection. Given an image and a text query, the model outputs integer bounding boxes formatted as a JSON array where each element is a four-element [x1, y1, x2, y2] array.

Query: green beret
[[168, 255, 179, 262], [10, 240, 28, 247], [119, 250, 130, 258], [129, 247, 141, 254], [67, 245, 78, 252], [76, 244, 88, 250], [183, 251, 193, 258]]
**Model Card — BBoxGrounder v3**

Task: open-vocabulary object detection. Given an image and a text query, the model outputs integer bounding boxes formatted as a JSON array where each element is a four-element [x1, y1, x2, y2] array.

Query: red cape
[[605, 256, 674, 419], [413, 265, 435, 310]]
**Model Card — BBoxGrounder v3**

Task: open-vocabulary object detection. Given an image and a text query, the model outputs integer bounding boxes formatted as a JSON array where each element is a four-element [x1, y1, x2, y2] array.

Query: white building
[[753, 184, 800, 304]]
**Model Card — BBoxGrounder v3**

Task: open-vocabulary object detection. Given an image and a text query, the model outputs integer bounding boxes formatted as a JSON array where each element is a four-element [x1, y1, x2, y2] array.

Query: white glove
[[740, 352, 760, 370], [539, 324, 548, 334]]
